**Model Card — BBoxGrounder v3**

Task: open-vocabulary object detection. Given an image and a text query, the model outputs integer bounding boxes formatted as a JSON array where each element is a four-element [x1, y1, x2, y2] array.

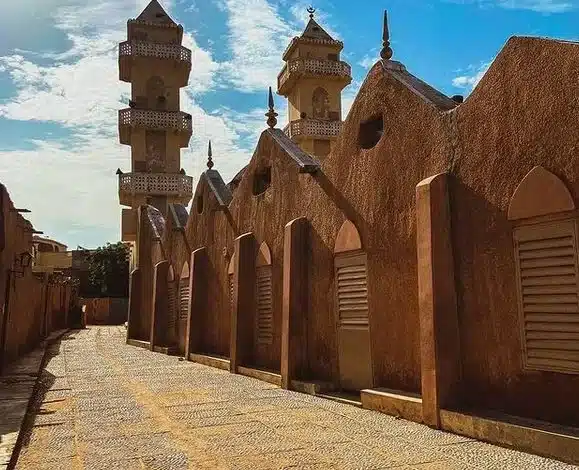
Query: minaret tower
[[277, 7, 351, 158], [117, 0, 193, 244]]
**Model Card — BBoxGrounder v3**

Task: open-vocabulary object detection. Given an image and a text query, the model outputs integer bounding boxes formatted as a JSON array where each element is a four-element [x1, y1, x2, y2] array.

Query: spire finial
[[265, 87, 278, 128], [380, 10, 393, 61], [207, 140, 214, 169], [307, 6, 315, 19]]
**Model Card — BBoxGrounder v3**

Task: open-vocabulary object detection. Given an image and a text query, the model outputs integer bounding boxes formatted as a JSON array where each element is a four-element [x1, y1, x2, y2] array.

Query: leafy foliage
[[86, 242, 129, 298]]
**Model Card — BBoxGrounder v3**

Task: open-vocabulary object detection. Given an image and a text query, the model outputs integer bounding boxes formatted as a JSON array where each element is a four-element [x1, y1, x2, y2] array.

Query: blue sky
[[0, 0, 576, 248]]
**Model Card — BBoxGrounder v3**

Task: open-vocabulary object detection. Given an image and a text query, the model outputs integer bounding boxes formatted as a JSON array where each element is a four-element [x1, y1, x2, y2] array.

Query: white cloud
[[219, 0, 298, 92], [0, 0, 248, 248], [449, 0, 575, 12], [0, 0, 364, 248], [452, 60, 492, 91]]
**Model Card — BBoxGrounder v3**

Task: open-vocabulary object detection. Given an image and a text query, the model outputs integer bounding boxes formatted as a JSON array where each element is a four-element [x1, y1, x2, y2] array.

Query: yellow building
[[31, 236, 72, 274], [117, 0, 193, 252], [277, 8, 352, 158]]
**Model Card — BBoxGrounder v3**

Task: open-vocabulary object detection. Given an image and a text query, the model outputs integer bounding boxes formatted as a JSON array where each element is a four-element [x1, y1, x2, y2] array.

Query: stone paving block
[[437, 441, 579, 470], [10, 326, 576, 470]]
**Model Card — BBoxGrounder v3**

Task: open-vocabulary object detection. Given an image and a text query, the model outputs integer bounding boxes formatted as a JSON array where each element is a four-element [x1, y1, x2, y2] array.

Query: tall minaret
[[277, 7, 351, 158], [118, 0, 193, 247]]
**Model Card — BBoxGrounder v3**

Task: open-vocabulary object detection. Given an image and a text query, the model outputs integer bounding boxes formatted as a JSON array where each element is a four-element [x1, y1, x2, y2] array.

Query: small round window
[[196, 195, 203, 214], [358, 115, 384, 150], [252, 166, 272, 196]]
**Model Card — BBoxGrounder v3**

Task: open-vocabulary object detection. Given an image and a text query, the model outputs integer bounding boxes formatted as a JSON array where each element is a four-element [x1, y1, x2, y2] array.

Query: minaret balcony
[[118, 172, 193, 207], [119, 41, 191, 86], [278, 59, 351, 96], [283, 119, 343, 140], [118, 109, 192, 147]]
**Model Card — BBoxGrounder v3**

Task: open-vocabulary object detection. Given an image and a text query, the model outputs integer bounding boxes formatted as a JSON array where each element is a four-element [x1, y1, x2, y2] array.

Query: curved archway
[[312, 87, 330, 119], [334, 220, 362, 253], [256, 242, 272, 266], [333, 219, 372, 390], [255, 242, 273, 346], [180, 260, 190, 279], [228, 252, 236, 275], [508, 166, 575, 221]]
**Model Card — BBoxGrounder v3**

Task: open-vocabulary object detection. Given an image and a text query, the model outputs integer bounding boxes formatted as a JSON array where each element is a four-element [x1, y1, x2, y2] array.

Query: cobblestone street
[[12, 326, 578, 470]]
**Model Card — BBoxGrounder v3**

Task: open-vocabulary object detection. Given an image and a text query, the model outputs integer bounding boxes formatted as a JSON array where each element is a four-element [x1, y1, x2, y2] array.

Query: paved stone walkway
[[12, 326, 578, 469]]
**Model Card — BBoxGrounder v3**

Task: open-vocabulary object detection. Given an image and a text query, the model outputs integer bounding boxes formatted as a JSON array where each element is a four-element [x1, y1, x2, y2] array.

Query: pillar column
[[281, 217, 309, 389], [416, 172, 461, 428], [150, 260, 169, 350], [185, 247, 207, 359], [230, 232, 256, 373], [126, 267, 141, 343]]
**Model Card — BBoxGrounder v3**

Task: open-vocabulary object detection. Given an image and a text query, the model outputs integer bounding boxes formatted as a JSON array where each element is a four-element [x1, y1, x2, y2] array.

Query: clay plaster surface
[[12, 326, 578, 469]]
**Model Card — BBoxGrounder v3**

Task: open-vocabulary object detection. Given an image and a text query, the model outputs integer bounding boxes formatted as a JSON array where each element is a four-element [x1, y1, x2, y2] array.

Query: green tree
[[87, 242, 129, 297]]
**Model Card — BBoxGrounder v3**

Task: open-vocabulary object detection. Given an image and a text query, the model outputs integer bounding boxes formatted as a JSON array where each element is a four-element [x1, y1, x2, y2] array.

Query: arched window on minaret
[[312, 87, 330, 120]]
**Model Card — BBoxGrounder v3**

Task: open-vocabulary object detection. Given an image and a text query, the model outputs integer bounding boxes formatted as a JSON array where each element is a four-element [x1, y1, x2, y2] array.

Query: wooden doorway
[[254, 242, 275, 370], [177, 261, 190, 355], [334, 220, 373, 392], [167, 266, 178, 347]]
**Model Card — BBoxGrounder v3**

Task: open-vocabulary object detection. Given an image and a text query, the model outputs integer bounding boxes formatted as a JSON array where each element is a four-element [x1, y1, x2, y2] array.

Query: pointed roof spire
[[207, 140, 214, 169], [137, 0, 176, 26], [380, 10, 393, 60], [266, 87, 278, 128], [301, 7, 334, 41]]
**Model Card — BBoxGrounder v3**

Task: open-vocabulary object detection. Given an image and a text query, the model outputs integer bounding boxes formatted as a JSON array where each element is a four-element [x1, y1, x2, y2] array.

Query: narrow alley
[[11, 327, 577, 470]]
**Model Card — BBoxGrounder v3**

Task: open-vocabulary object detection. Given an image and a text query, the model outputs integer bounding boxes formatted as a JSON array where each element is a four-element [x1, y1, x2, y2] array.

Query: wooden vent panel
[[256, 265, 273, 344], [167, 282, 177, 331], [229, 274, 234, 314], [515, 220, 579, 374], [336, 253, 369, 326], [179, 279, 190, 321]]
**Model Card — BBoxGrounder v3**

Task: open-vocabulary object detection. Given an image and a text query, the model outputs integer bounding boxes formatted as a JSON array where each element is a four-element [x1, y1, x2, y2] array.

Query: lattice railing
[[118, 109, 192, 133], [278, 59, 351, 91], [118, 173, 193, 196], [284, 119, 342, 138], [119, 41, 191, 62]]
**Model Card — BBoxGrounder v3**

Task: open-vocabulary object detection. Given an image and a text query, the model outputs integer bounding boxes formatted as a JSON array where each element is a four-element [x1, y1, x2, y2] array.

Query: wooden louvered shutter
[[229, 274, 235, 314], [336, 253, 369, 326], [167, 281, 177, 332], [256, 265, 273, 344], [179, 278, 190, 321], [514, 219, 579, 374]]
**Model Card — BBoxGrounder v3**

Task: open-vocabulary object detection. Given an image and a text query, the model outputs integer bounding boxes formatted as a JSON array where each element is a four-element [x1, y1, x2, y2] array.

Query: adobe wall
[[451, 37, 579, 425], [0, 183, 77, 368], [182, 63, 453, 390]]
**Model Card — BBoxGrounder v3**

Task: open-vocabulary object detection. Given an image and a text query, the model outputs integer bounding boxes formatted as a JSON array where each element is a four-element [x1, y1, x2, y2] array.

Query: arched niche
[[180, 260, 190, 279], [508, 166, 575, 221], [334, 220, 363, 254], [228, 252, 236, 275], [167, 265, 175, 282], [256, 242, 272, 266], [312, 87, 330, 119], [255, 242, 273, 345]]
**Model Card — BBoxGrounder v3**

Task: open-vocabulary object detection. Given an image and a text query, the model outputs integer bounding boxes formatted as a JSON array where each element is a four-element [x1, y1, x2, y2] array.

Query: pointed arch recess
[[167, 265, 175, 282], [334, 220, 362, 253], [228, 252, 236, 274], [180, 260, 190, 279], [508, 166, 575, 221], [256, 242, 272, 266]]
